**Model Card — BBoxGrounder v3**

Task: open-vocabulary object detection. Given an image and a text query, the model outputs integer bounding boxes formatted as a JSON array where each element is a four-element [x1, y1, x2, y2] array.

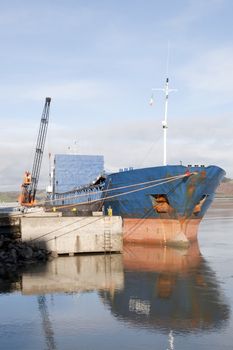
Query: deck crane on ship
[[19, 97, 51, 207]]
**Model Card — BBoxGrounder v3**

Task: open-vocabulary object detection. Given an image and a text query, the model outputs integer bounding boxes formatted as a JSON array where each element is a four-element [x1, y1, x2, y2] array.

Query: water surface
[[0, 198, 233, 350]]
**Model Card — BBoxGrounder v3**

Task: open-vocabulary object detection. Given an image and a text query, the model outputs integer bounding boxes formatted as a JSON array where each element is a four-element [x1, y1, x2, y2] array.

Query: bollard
[[71, 207, 77, 216], [107, 206, 112, 217]]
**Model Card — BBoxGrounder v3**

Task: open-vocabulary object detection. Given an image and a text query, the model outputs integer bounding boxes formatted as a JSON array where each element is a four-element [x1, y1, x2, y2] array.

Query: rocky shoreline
[[0, 234, 50, 276]]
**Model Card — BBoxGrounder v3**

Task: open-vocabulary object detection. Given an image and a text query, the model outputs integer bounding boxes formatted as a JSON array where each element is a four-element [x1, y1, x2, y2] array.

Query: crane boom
[[19, 97, 51, 206]]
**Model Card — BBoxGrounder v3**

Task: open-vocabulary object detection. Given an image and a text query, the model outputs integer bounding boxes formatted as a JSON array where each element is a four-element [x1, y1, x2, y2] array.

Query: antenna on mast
[[166, 41, 170, 77], [150, 43, 177, 166]]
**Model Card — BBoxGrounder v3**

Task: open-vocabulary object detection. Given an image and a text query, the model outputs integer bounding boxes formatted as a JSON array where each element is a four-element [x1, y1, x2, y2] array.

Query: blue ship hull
[[49, 164, 225, 245], [103, 165, 225, 219], [103, 165, 225, 245]]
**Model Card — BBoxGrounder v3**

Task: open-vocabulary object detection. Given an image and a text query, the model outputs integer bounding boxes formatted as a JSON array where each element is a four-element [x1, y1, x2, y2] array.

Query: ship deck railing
[[47, 182, 105, 207]]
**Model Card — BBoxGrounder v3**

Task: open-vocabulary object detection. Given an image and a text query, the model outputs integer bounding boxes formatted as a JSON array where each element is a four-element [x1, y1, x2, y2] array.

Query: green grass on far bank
[[0, 190, 46, 203], [0, 192, 19, 202]]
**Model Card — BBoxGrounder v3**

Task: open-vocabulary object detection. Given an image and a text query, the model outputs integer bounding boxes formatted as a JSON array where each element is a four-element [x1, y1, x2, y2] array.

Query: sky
[[0, 0, 233, 191]]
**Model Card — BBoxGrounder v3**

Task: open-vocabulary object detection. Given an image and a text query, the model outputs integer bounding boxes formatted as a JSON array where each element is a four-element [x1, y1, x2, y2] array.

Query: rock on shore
[[0, 234, 50, 275]]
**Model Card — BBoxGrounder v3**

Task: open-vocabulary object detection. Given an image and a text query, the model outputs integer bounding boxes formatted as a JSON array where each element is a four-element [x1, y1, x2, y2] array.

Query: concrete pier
[[21, 215, 123, 254]]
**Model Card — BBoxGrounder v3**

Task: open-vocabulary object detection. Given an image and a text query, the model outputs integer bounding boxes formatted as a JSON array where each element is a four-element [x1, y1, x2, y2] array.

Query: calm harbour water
[[0, 198, 233, 350]]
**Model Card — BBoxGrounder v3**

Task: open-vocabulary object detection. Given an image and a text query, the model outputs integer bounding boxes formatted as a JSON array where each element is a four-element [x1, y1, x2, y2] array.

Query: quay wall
[[21, 215, 123, 254]]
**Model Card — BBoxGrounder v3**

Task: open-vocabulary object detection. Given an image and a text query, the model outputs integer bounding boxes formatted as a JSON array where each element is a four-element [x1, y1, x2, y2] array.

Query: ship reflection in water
[[0, 240, 230, 348], [1, 200, 233, 349], [100, 243, 230, 334]]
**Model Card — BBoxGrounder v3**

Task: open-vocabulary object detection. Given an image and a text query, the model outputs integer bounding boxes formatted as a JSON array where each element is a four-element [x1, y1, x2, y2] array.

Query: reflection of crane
[[37, 295, 57, 350], [167, 330, 174, 350], [19, 97, 51, 206]]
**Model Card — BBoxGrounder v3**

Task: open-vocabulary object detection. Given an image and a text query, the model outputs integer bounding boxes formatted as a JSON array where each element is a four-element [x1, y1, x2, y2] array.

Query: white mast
[[163, 77, 169, 166], [152, 77, 177, 166]]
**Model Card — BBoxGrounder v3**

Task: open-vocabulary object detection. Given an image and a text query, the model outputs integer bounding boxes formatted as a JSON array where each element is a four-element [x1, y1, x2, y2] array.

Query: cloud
[[165, 0, 225, 30], [0, 0, 232, 192], [51, 114, 233, 175], [177, 47, 233, 98], [0, 80, 112, 102], [1, 109, 232, 191]]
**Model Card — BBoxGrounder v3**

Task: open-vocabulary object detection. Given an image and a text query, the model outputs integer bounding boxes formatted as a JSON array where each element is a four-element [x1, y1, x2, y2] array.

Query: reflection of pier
[[22, 254, 124, 295], [100, 243, 230, 333]]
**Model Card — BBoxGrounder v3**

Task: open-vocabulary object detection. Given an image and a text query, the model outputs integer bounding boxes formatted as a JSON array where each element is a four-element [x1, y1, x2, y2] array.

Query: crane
[[19, 97, 51, 207]]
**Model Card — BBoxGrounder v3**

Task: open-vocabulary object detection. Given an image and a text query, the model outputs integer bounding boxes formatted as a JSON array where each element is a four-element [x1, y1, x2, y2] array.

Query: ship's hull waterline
[[123, 217, 201, 246]]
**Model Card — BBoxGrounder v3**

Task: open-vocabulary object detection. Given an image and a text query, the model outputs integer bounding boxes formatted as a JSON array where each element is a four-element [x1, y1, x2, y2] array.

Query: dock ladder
[[103, 216, 112, 253]]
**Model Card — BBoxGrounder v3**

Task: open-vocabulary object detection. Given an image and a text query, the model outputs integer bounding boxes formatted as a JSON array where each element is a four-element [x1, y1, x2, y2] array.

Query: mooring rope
[[10, 172, 192, 216], [47, 173, 190, 211], [43, 173, 188, 205], [30, 216, 104, 243]]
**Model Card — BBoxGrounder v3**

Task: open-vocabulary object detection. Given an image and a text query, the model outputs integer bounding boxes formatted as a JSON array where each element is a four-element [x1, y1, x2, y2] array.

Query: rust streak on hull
[[123, 218, 201, 246]]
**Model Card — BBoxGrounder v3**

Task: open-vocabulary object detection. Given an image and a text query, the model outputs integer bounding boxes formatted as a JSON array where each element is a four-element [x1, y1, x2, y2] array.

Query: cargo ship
[[48, 77, 225, 246], [102, 164, 225, 245]]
